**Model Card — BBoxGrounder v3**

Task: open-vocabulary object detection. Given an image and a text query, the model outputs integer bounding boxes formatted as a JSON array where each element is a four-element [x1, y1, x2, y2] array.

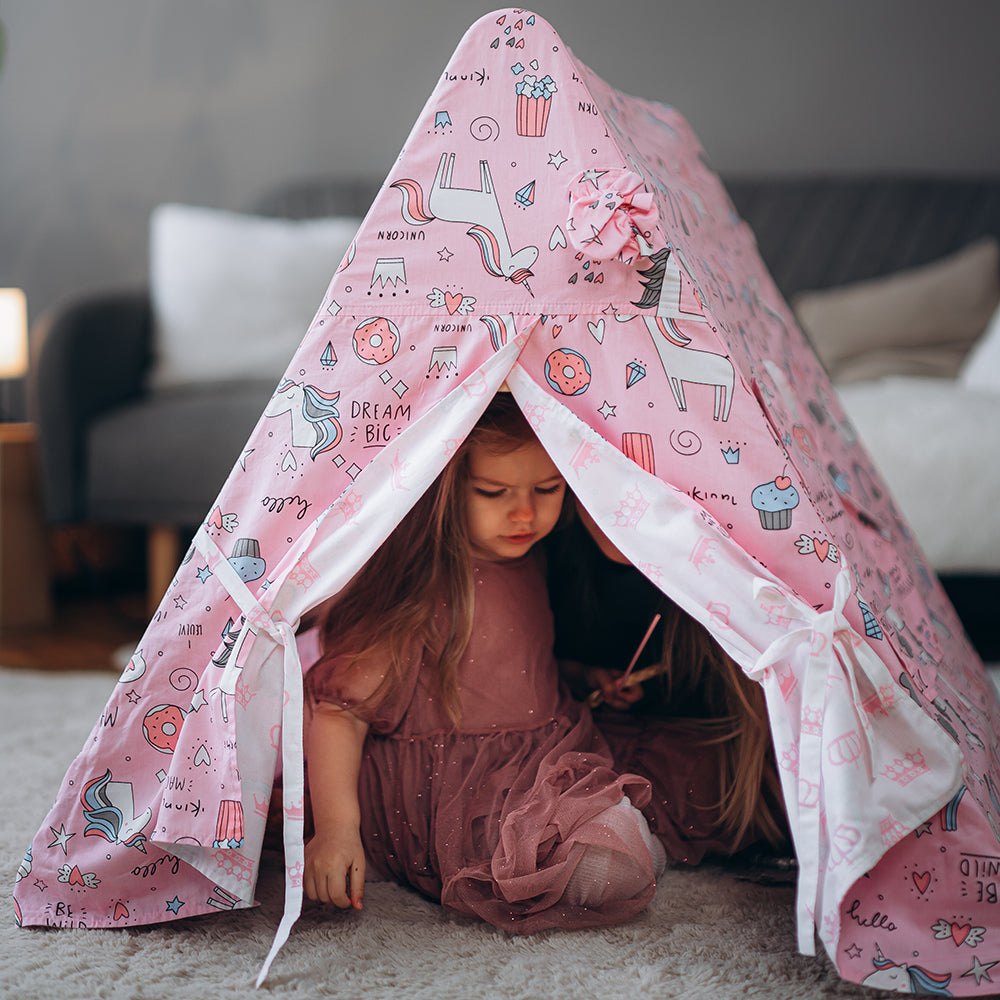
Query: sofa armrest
[[27, 289, 154, 523]]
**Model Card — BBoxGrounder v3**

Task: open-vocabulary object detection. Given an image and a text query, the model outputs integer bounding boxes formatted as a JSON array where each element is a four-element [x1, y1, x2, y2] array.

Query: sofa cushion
[[959, 298, 1000, 391], [86, 381, 275, 525], [836, 375, 1000, 572], [149, 204, 361, 390], [792, 237, 1000, 383]]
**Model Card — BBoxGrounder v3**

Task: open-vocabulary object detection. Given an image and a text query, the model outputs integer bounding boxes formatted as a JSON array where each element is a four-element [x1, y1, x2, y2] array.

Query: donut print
[[544, 347, 592, 396], [353, 317, 400, 365], [142, 704, 186, 754]]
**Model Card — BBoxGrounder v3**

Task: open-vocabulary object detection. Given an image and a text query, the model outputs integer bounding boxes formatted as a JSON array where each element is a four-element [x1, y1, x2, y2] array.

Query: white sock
[[564, 797, 664, 907]]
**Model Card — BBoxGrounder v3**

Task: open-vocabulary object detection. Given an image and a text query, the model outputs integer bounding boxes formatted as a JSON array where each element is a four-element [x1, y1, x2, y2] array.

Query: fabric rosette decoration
[[567, 169, 661, 260]]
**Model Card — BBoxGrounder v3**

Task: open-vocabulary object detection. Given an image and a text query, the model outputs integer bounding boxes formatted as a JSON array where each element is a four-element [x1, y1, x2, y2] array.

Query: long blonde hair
[[650, 607, 787, 849], [319, 394, 546, 724]]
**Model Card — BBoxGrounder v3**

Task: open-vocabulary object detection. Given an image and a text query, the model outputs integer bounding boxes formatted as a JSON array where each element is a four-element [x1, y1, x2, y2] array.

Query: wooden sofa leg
[[147, 524, 180, 616]]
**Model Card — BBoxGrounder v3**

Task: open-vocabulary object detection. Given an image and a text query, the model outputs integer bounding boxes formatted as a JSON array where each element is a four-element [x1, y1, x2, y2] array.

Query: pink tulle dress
[[305, 553, 662, 932]]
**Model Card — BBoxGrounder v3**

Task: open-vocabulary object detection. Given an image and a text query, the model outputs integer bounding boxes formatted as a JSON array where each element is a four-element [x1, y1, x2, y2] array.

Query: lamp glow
[[0, 287, 28, 379]]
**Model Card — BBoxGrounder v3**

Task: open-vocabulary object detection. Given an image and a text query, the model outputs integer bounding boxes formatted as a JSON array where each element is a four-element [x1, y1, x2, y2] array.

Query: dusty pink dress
[[305, 553, 658, 932]]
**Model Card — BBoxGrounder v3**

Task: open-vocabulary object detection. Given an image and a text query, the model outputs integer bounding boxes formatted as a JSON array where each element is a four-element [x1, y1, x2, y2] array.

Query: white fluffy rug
[[0, 668, 901, 999]]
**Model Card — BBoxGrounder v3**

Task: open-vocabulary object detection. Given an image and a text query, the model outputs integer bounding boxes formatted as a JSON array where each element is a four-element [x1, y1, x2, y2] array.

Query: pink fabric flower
[[567, 169, 661, 260]]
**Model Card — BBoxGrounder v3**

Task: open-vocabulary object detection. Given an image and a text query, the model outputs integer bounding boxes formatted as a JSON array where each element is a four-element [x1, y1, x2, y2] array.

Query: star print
[[437, 246, 454, 262], [963, 955, 998, 985], [196, 565, 213, 584], [33, 878, 47, 892], [48, 824, 75, 855], [844, 943, 863, 961], [582, 225, 604, 246], [173, 594, 188, 610], [165, 895, 184, 914], [598, 401, 616, 420], [548, 150, 567, 170], [188, 689, 208, 713], [580, 168, 608, 187], [914, 820, 934, 837], [125, 689, 141, 704]]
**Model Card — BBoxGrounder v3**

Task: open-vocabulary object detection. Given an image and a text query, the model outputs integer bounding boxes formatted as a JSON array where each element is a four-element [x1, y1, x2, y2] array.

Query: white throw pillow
[[149, 203, 361, 389], [959, 298, 1000, 391]]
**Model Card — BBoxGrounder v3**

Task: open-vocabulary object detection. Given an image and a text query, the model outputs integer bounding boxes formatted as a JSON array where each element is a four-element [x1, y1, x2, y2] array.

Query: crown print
[[569, 440, 600, 476], [635, 561, 664, 587], [428, 346, 459, 372], [613, 486, 650, 531], [779, 743, 800, 776], [801, 705, 824, 737], [778, 667, 798, 702], [860, 689, 889, 719], [286, 859, 304, 889], [878, 814, 909, 848], [289, 557, 320, 589], [520, 400, 546, 432], [215, 850, 255, 883], [880, 749, 929, 786]]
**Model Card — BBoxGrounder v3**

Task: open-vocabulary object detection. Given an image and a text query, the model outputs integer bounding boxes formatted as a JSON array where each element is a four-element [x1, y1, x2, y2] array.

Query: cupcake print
[[752, 476, 800, 530]]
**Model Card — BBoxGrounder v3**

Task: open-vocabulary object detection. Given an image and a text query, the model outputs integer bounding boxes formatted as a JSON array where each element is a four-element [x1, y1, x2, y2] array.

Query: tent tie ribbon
[[750, 566, 886, 956], [193, 527, 305, 986]]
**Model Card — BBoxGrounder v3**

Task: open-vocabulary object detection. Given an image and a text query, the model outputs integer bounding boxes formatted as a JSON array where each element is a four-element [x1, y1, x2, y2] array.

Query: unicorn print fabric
[[14, 9, 1000, 993]]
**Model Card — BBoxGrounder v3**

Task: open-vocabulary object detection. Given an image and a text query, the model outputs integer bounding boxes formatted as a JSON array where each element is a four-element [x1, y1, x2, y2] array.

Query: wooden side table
[[0, 423, 53, 630]]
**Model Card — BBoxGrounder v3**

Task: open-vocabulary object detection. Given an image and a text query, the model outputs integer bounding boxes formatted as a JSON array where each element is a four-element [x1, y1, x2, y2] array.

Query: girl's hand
[[587, 666, 645, 711], [304, 826, 366, 909]]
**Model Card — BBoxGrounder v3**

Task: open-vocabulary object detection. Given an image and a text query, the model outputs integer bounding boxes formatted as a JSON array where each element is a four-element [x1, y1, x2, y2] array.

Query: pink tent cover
[[14, 10, 1000, 994]]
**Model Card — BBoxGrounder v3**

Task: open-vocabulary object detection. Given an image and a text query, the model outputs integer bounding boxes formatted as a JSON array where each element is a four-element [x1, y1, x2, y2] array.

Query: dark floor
[[0, 591, 146, 672]]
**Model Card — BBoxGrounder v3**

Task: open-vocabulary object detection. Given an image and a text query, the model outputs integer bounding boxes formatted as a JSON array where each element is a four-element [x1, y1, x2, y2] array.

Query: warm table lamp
[[0, 287, 28, 380], [0, 287, 52, 629]]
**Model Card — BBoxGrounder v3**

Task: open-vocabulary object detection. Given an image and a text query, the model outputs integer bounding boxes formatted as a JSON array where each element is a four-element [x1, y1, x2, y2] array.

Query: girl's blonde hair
[[319, 393, 545, 723], [650, 608, 787, 849]]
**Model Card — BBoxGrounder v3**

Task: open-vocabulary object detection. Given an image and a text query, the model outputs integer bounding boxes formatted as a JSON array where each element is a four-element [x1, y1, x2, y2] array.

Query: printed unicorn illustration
[[81, 770, 152, 853], [264, 380, 343, 461], [861, 944, 953, 995], [392, 153, 538, 292], [619, 246, 736, 422], [210, 615, 251, 722]]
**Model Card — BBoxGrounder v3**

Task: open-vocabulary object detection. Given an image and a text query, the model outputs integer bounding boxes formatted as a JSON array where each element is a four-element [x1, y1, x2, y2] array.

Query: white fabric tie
[[193, 528, 305, 986], [751, 567, 883, 954]]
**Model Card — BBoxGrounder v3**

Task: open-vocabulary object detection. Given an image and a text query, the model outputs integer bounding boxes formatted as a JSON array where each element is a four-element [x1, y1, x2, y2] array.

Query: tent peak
[[319, 6, 721, 318]]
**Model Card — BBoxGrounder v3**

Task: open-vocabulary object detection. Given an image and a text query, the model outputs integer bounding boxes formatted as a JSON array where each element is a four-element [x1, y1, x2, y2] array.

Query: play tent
[[15, 9, 1000, 993]]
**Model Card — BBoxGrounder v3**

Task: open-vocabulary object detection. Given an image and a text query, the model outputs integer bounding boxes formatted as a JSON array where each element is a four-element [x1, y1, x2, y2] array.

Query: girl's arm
[[304, 701, 370, 909]]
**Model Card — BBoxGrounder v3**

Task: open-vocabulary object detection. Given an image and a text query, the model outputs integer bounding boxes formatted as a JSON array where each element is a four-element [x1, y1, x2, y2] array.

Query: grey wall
[[2, 0, 999, 327]]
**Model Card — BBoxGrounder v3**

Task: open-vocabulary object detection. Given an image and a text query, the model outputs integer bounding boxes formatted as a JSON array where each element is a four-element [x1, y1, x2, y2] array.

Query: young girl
[[302, 394, 666, 931]]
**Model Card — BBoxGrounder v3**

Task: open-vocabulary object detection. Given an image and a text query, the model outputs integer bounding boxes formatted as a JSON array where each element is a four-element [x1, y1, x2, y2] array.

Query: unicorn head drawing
[[619, 246, 736, 423], [861, 945, 953, 995], [81, 770, 152, 853], [264, 380, 343, 460]]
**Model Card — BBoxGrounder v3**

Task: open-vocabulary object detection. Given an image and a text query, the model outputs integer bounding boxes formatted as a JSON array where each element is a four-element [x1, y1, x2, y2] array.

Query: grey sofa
[[27, 176, 1000, 653]]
